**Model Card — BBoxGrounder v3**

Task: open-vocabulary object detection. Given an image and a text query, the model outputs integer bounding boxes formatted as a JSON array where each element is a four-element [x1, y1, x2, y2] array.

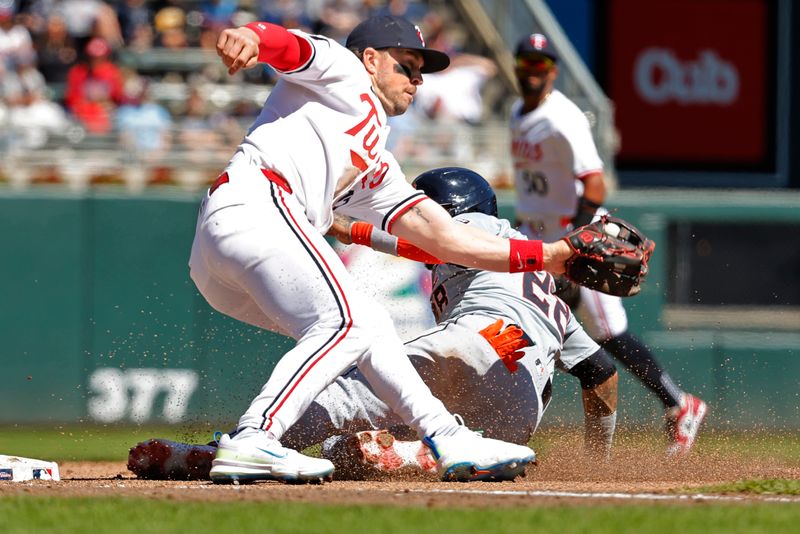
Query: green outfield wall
[[1, 188, 799, 431]]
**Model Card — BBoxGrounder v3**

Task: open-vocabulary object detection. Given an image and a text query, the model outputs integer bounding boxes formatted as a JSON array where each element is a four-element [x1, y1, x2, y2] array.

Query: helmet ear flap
[[412, 167, 497, 218]]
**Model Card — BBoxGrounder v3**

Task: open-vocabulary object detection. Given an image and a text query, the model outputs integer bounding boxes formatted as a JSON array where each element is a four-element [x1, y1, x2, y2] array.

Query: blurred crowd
[[1, 0, 506, 186]]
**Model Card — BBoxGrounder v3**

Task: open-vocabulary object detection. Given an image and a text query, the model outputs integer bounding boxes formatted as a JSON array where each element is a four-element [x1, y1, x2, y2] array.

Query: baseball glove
[[562, 215, 655, 297]]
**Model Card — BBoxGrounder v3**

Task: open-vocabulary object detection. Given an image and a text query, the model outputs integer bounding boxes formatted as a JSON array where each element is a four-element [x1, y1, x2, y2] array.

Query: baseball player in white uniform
[[187, 16, 577, 484], [128, 168, 619, 480], [510, 33, 706, 455]]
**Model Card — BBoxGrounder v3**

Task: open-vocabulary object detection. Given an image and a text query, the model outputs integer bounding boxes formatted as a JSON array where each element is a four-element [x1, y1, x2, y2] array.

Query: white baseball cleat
[[128, 438, 216, 480], [424, 428, 536, 482], [666, 393, 708, 456], [321, 430, 437, 480], [210, 429, 334, 484]]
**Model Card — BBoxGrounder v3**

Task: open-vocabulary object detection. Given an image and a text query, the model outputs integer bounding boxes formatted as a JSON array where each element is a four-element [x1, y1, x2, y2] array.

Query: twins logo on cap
[[515, 31, 558, 62], [530, 34, 548, 51]]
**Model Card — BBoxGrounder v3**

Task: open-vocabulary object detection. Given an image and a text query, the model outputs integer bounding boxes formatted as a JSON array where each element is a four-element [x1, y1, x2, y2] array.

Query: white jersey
[[190, 28, 462, 443], [232, 30, 424, 232], [510, 90, 603, 241]]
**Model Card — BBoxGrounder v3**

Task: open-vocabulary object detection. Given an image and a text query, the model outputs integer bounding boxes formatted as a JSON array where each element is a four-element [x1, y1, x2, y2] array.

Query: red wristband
[[509, 239, 544, 273], [350, 221, 373, 246]]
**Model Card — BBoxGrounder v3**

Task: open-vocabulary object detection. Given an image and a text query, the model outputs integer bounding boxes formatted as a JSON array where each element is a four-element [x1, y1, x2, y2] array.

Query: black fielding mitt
[[562, 215, 655, 297]]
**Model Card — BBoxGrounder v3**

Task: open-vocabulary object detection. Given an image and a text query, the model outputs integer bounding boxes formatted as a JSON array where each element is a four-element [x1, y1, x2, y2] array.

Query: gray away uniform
[[282, 213, 600, 449]]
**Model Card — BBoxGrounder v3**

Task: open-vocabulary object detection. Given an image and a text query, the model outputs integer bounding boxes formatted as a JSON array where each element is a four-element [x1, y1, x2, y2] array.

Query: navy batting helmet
[[412, 167, 498, 218]]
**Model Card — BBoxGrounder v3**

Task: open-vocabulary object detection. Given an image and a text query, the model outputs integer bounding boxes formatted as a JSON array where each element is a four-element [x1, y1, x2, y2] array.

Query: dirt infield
[[4, 433, 799, 507]]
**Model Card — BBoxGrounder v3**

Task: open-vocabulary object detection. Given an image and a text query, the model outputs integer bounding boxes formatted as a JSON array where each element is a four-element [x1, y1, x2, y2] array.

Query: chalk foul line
[[406, 488, 800, 504]]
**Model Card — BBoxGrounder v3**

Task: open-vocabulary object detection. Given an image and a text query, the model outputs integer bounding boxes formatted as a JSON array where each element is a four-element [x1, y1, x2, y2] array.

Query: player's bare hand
[[327, 214, 354, 244], [542, 239, 572, 274], [216, 27, 260, 75]]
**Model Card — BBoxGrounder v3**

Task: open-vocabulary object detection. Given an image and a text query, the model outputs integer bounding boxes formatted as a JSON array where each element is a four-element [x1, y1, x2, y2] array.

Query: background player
[[188, 15, 581, 484], [129, 168, 619, 480], [510, 33, 706, 454]]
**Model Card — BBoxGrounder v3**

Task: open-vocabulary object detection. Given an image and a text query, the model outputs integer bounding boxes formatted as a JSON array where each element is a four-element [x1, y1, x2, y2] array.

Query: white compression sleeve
[[584, 411, 617, 460]]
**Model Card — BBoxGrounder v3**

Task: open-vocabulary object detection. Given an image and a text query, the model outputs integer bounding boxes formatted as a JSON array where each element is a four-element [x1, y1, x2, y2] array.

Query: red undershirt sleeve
[[395, 240, 444, 265], [244, 22, 312, 71]]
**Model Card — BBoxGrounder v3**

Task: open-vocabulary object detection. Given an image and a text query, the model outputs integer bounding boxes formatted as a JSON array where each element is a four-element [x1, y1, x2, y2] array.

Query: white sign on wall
[[88, 368, 199, 423]]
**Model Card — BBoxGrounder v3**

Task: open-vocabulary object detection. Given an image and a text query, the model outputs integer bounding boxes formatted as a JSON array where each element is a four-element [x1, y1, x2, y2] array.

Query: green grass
[[2, 496, 799, 534], [3, 427, 799, 532], [676, 430, 800, 464], [534, 426, 800, 466], [3, 424, 800, 466], [694, 479, 800, 496], [0, 424, 221, 462]]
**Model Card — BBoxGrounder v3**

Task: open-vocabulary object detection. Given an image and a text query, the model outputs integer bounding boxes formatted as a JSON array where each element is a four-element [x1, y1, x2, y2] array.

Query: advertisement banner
[[607, 0, 771, 168]]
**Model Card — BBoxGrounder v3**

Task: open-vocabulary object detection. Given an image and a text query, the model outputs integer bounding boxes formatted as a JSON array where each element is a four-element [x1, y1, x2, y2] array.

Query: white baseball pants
[[188, 161, 458, 441]]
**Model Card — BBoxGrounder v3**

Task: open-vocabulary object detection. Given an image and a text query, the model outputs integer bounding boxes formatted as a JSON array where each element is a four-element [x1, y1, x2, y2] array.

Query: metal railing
[[464, 0, 619, 185]]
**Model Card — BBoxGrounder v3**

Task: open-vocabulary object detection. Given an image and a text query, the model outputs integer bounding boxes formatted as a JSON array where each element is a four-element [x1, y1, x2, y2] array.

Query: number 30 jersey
[[430, 212, 579, 358], [510, 90, 603, 227]]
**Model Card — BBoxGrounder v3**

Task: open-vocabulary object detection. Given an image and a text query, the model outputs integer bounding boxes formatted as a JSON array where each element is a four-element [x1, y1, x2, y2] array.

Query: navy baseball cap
[[346, 15, 450, 73], [515, 33, 559, 62]]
